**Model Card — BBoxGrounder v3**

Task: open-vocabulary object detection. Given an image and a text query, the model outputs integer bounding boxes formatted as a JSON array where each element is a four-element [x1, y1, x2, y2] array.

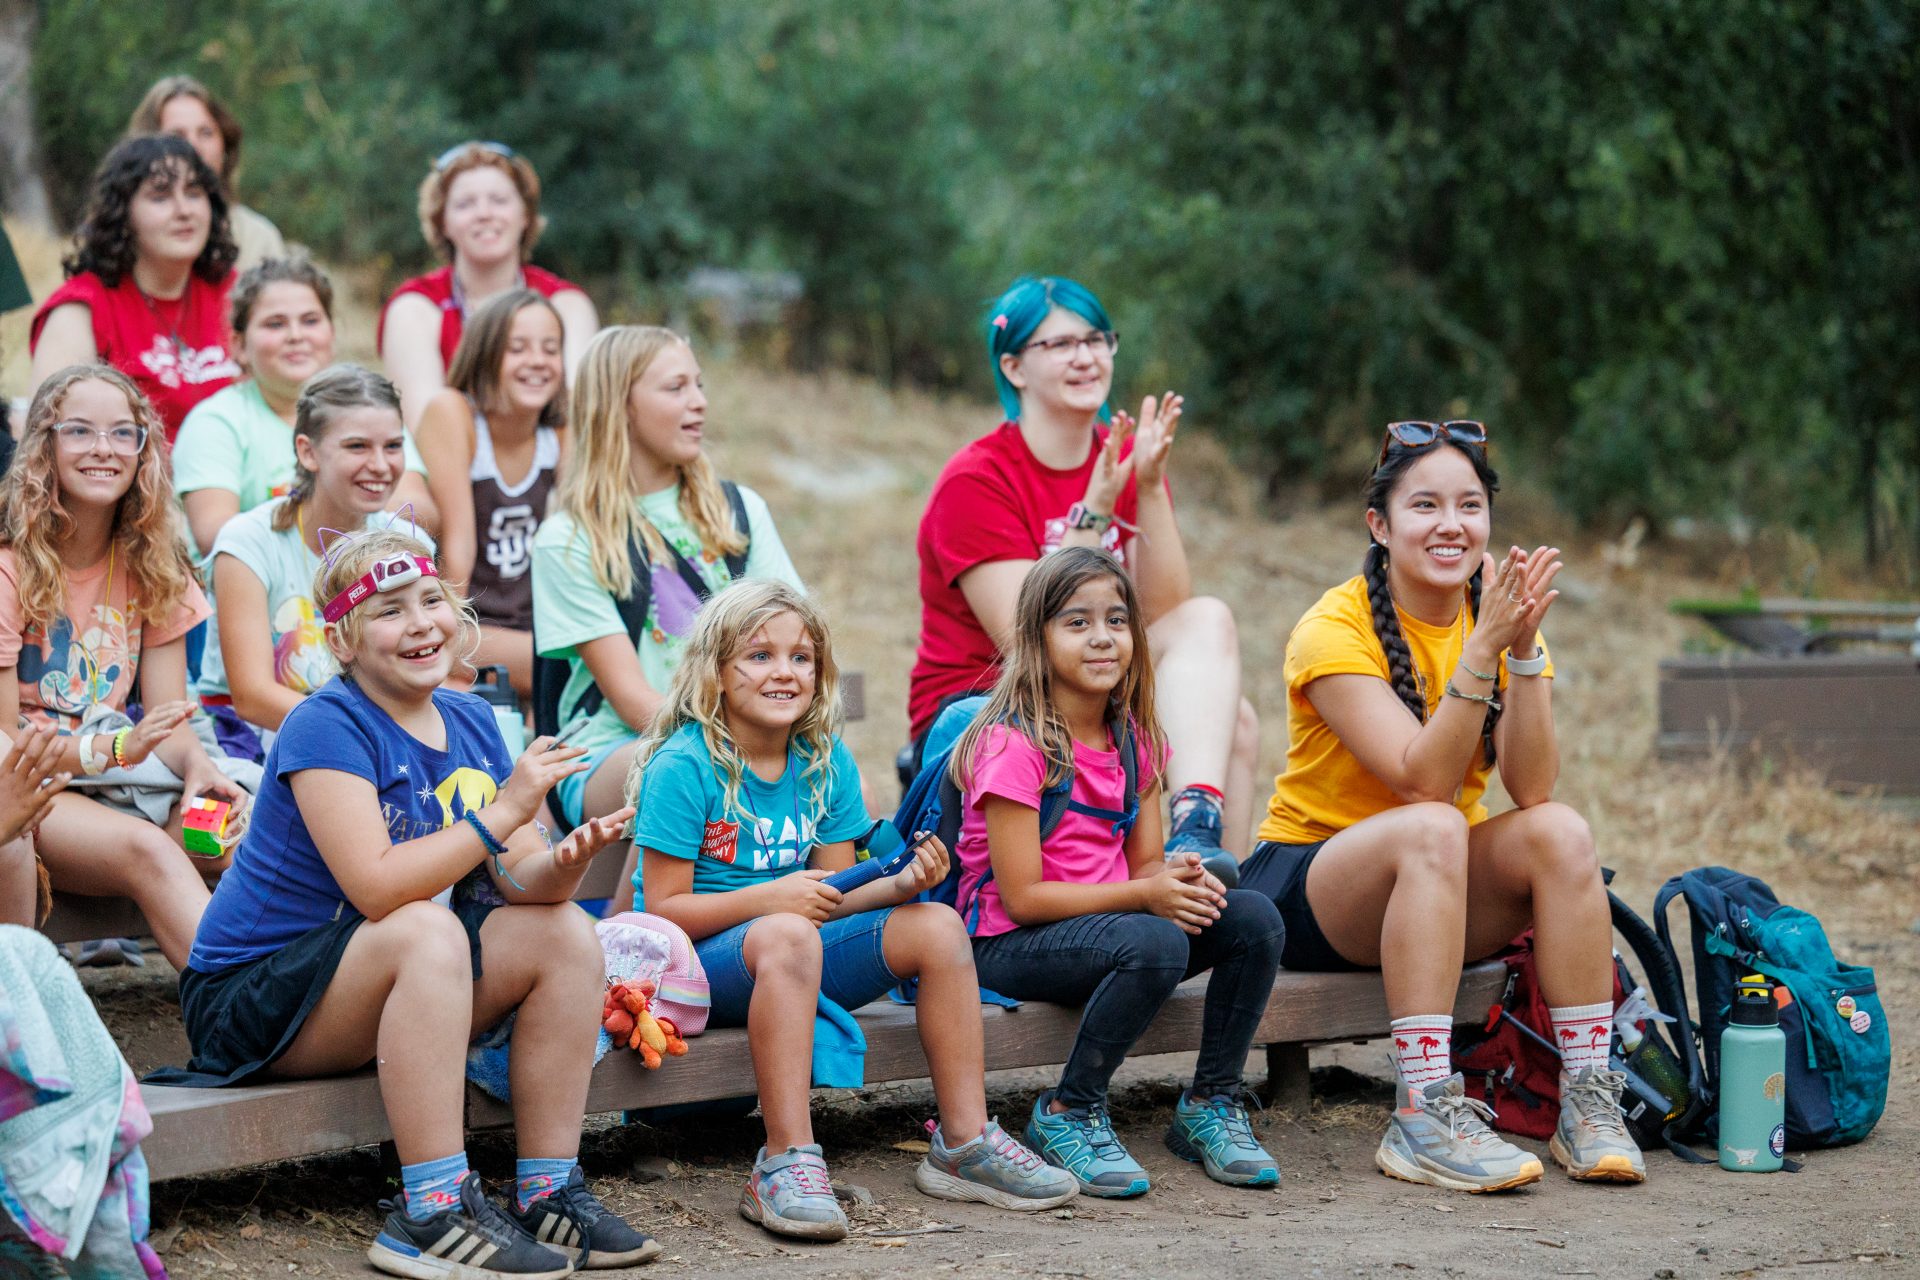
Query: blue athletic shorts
[[552, 736, 632, 829], [695, 907, 901, 1026]]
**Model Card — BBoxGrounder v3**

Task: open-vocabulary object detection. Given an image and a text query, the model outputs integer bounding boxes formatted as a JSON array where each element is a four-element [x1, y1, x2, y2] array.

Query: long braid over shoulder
[[1362, 542, 1427, 723]]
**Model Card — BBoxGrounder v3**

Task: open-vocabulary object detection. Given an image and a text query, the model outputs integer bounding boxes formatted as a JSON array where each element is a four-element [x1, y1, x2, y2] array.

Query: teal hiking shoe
[[914, 1118, 1079, 1211], [1166, 1089, 1279, 1187], [1023, 1091, 1150, 1198], [739, 1144, 848, 1241]]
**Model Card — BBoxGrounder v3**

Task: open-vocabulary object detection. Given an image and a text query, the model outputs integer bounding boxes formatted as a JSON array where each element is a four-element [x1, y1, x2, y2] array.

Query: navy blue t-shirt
[[190, 677, 512, 972]]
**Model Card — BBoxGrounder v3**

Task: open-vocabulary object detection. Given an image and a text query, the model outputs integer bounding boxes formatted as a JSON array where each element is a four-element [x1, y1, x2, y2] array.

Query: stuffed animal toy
[[602, 978, 690, 1069]]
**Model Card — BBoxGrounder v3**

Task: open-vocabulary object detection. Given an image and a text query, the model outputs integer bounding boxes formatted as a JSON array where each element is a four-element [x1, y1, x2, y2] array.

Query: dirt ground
[[8, 222, 1917, 1275]]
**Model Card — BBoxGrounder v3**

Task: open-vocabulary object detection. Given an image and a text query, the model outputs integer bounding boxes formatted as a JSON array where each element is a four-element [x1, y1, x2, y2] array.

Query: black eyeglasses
[[433, 140, 517, 171], [1377, 419, 1488, 465]]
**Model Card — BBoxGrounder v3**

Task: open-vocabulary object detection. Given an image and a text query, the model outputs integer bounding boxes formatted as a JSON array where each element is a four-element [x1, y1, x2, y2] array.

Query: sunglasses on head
[[1377, 419, 1488, 465], [433, 140, 517, 171]]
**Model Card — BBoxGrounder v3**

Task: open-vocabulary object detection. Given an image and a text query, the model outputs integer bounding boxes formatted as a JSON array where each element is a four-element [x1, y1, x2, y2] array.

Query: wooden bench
[[139, 960, 1507, 1180]]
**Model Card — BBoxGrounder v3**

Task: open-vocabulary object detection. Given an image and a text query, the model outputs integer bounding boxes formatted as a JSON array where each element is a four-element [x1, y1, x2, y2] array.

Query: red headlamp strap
[[322, 555, 439, 624]]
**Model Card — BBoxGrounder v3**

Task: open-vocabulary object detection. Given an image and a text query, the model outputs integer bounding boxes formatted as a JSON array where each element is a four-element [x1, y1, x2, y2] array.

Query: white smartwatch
[[1505, 648, 1549, 678]]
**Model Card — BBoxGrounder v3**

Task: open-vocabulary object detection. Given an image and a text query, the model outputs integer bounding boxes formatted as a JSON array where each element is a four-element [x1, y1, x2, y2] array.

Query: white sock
[[1549, 1001, 1614, 1077], [1389, 1015, 1454, 1095]]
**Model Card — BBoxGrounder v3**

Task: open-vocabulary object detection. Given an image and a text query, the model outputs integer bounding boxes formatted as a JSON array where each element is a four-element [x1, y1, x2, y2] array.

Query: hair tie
[[992, 314, 1009, 330]]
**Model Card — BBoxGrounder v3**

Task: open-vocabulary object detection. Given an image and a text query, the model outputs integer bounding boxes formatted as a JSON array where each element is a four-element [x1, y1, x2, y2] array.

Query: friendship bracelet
[[1505, 648, 1549, 677], [1457, 657, 1497, 683], [1443, 679, 1501, 712], [112, 727, 131, 767], [463, 809, 529, 891]]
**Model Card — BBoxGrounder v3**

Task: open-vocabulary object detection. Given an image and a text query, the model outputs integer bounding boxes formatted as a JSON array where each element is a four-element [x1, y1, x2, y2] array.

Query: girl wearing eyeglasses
[[0, 367, 250, 970], [912, 275, 1256, 883], [379, 143, 599, 425], [1238, 421, 1643, 1192]]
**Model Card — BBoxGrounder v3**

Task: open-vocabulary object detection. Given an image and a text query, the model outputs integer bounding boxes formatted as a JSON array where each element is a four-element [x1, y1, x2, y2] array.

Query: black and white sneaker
[[508, 1166, 663, 1268], [367, 1171, 573, 1279]]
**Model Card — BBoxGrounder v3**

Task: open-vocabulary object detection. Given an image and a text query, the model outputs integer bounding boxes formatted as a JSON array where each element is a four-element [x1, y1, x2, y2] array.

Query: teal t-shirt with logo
[[629, 723, 868, 910]]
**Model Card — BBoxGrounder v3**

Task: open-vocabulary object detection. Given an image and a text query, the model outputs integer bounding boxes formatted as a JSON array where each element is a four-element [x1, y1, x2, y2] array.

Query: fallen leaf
[[892, 1139, 931, 1153], [239, 1224, 263, 1241]]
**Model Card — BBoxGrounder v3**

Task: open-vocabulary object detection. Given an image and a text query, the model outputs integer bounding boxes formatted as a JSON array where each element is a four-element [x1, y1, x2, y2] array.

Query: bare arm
[[639, 846, 842, 941], [485, 804, 634, 904], [575, 633, 666, 734], [1119, 397, 1192, 623], [28, 305, 98, 399], [551, 291, 599, 384], [390, 471, 440, 538], [183, 489, 241, 558], [380, 293, 448, 427], [1491, 548, 1564, 807], [984, 796, 1148, 924], [414, 391, 479, 589], [956, 559, 1034, 653], [212, 553, 305, 731]]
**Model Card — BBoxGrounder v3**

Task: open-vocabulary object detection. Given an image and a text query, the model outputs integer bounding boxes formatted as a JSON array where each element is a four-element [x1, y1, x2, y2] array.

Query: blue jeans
[[970, 890, 1285, 1109], [696, 908, 902, 1026]]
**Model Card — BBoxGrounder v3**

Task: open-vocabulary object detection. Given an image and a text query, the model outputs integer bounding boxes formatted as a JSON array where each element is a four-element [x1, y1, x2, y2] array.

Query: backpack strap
[[721, 480, 751, 579], [1039, 715, 1140, 841]]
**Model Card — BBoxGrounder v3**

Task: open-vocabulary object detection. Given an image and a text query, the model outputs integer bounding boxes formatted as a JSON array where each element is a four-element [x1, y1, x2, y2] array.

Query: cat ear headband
[[317, 507, 438, 623]]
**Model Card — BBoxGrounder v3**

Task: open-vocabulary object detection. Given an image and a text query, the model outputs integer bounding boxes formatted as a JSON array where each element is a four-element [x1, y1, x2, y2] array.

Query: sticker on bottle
[[1851, 1009, 1872, 1034], [1769, 1124, 1786, 1158], [1835, 995, 1857, 1018], [1763, 1071, 1785, 1102]]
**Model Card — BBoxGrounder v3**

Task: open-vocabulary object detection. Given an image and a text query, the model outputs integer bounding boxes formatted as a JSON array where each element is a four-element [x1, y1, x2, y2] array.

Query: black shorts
[[1239, 839, 1367, 973]]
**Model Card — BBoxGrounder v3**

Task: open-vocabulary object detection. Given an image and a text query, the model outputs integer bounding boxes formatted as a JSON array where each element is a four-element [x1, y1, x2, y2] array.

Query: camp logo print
[[433, 767, 499, 827]]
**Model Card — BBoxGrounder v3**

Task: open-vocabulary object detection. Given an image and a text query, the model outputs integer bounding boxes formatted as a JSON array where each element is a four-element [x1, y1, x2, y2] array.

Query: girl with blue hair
[[911, 276, 1259, 873]]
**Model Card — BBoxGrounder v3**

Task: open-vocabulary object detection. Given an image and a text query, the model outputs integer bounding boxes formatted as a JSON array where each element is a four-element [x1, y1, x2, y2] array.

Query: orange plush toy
[[602, 978, 690, 1069]]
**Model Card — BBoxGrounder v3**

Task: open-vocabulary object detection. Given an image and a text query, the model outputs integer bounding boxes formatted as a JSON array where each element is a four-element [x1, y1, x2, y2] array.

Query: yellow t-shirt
[[1258, 576, 1552, 845]]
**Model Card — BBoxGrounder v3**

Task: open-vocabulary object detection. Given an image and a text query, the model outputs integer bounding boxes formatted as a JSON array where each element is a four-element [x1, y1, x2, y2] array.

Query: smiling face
[[128, 159, 212, 269], [157, 94, 225, 177], [441, 164, 527, 269], [334, 574, 459, 699], [1000, 305, 1114, 421], [1366, 446, 1492, 597], [1044, 574, 1134, 702], [240, 282, 334, 401], [626, 340, 707, 473], [497, 304, 564, 417], [51, 378, 144, 513], [720, 611, 817, 740], [297, 406, 408, 516]]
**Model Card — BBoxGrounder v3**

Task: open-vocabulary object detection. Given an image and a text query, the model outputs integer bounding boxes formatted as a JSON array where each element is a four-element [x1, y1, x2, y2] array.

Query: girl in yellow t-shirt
[[1238, 421, 1644, 1193]]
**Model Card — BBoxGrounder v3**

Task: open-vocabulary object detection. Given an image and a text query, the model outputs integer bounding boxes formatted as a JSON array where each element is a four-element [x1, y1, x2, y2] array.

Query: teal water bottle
[[474, 664, 528, 757], [1718, 974, 1786, 1172]]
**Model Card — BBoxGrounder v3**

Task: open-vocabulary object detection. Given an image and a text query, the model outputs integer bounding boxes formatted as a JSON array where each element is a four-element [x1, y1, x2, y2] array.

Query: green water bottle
[[1718, 974, 1786, 1172]]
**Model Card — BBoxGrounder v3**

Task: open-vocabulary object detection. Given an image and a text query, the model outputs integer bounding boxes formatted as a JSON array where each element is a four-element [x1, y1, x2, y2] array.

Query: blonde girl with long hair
[[531, 324, 801, 901], [164, 526, 658, 1276], [0, 366, 249, 969], [951, 547, 1285, 1199], [626, 579, 1075, 1242]]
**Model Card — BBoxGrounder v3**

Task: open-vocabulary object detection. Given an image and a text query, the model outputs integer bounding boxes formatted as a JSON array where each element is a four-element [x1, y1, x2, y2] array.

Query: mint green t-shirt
[[530, 483, 802, 755], [173, 381, 427, 518]]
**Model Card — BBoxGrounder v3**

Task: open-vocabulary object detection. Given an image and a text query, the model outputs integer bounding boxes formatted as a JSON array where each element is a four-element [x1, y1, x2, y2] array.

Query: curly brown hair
[[64, 135, 237, 288], [417, 144, 547, 264], [0, 366, 196, 637]]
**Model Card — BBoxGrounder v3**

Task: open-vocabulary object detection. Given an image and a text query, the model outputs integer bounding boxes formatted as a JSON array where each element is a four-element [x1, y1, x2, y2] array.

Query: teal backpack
[[1655, 866, 1889, 1149]]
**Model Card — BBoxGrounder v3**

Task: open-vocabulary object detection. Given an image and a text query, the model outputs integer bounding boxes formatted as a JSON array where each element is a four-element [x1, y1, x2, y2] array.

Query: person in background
[[126, 73, 287, 274], [28, 135, 239, 443], [0, 724, 72, 927], [379, 143, 597, 425], [173, 256, 435, 560], [415, 289, 566, 700]]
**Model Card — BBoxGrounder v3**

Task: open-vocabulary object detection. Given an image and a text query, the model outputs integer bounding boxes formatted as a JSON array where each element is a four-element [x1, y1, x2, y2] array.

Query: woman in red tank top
[[379, 143, 598, 424]]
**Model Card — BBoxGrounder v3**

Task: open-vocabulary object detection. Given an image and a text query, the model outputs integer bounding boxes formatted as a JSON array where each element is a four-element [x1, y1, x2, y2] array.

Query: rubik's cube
[[182, 797, 233, 858]]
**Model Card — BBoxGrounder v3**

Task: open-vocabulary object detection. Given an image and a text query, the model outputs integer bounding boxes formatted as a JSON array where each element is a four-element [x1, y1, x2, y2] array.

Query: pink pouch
[[595, 911, 710, 1036]]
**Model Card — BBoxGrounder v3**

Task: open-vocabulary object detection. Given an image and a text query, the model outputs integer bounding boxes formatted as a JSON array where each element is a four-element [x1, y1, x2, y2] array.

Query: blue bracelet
[[463, 809, 508, 855]]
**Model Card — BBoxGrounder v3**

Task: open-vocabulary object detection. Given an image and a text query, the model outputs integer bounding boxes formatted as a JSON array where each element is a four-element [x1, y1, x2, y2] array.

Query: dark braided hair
[[64, 135, 236, 288], [1362, 433, 1504, 765]]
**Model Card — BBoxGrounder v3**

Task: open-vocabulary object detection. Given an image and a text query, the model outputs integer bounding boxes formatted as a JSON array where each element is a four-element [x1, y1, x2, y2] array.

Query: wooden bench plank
[[143, 962, 1506, 1179]]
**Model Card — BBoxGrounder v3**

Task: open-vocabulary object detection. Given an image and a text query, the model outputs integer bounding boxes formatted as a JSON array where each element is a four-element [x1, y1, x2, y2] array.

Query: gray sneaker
[[914, 1119, 1079, 1211], [739, 1144, 849, 1241], [1375, 1073, 1544, 1193], [1550, 1068, 1647, 1183]]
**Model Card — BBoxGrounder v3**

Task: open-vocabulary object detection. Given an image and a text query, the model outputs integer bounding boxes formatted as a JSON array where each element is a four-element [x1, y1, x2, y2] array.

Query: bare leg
[[1464, 803, 1610, 1005], [1148, 596, 1257, 856], [0, 834, 37, 926], [474, 626, 535, 701], [1301, 802, 1471, 1017], [163, 794, 232, 878], [883, 903, 987, 1143], [36, 792, 211, 969], [267, 901, 471, 1165], [742, 914, 824, 1151], [582, 742, 639, 914], [470, 902, 605, 1159]]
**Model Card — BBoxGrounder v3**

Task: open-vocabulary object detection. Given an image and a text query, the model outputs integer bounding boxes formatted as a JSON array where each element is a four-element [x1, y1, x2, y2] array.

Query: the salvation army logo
[[701, 820, 740, 864]]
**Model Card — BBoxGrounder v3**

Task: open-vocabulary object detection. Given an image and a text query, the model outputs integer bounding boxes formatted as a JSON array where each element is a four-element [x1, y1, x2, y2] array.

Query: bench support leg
[[1263, 1042, 1311, 1115]]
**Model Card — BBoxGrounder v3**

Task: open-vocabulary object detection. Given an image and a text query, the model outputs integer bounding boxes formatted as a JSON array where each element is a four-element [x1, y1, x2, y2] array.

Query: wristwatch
[[1064, 502, 1113, 533], [1505, 648, 1549, 677]]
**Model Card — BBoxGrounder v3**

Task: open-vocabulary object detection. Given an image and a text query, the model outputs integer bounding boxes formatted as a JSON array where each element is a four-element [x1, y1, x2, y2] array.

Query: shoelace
[[986, 1125, 1045, 1172], [542, 1182, 602, 1270], [1204, 1089, 1265, 1146], [778, 1158, 835, 1198], [1565, 1070, 1631, 1137], [1077, 1104, 1125, 1156], [1427, 1090, 1502, 1143]]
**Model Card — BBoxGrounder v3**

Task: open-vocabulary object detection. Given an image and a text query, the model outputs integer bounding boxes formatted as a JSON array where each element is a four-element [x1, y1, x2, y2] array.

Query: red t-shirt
[[910, 420, 1152, 736], [377, 264, 586, 367], [30, 272, 239, 444]]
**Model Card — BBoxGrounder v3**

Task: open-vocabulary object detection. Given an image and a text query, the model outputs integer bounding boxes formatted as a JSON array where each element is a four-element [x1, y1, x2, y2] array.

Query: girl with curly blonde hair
[[0, 366, 249, 967], [626, 579, 1075, 1242]]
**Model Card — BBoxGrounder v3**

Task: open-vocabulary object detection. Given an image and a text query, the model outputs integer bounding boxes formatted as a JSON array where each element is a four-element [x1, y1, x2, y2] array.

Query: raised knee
[[1181, 595, 1240, 656], [1119, 915, 1191, 972], [377, 900, 469, 971], [1399, 803, 1470, 878], [1521, 803, 1597, 879], [893, 902, 972, 961], [747, 912, 823, 972], [544, 902, 604, 966]]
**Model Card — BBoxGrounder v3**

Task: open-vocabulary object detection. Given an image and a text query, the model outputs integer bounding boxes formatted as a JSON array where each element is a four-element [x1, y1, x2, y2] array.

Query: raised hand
[[553, 806, 635, 869], [891, 832, 951, 898], [1467, 549, 1537, 659], [1083, 410, 1136, 515], [1509, 546, 1563, 654], [0, 723, 68, 845], [1124, 392, 1184, 488], [496, 736, 591, 827], [116, 700, 195, 769]]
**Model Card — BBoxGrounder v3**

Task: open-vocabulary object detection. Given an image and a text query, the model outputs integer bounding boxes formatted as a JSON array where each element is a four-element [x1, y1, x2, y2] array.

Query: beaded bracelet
[[1443, 679, 1501, 712], [111, 727, 131, 767]]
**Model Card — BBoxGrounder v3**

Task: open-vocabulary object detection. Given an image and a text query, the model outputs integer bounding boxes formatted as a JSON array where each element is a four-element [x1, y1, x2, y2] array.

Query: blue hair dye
[[983, 276, 1114, 421]]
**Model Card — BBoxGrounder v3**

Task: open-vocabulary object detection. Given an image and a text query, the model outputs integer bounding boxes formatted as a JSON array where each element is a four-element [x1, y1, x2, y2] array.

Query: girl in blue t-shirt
[[626, 579, 1076, 1243], [167, 527, 659, 1278]]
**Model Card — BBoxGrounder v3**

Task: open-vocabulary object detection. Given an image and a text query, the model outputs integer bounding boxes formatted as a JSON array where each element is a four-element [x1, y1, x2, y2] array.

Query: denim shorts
[[552, 736, 632, 829], [696, 907, 902, 1026]]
